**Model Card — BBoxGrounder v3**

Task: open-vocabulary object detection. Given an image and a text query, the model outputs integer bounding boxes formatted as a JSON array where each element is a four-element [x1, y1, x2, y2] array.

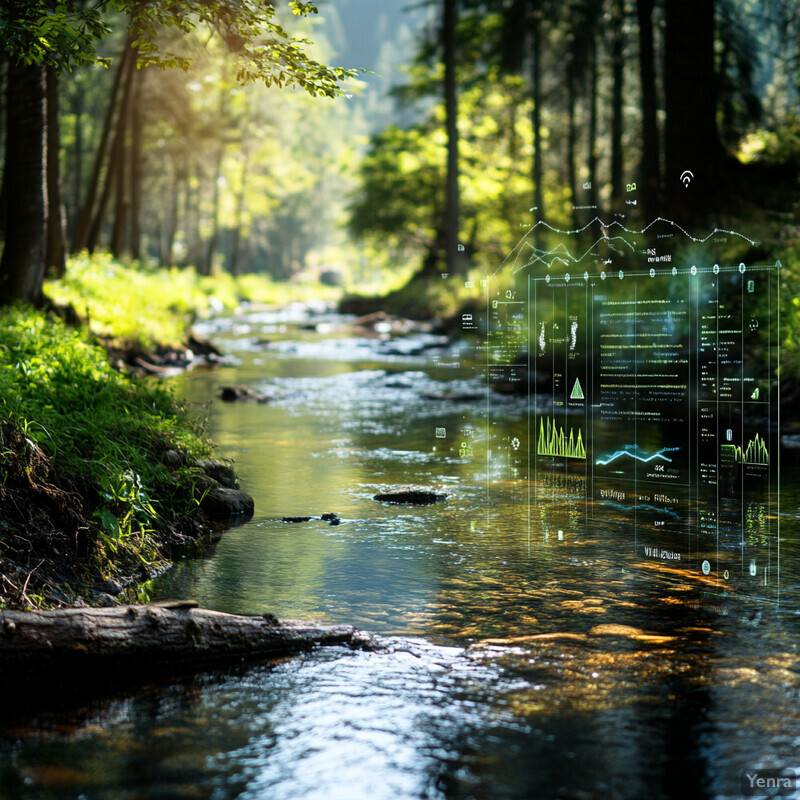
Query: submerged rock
[[197, 458, 239, 489], [219, 385, 271, 403], [421, 391, 482, 402], [199, 486, 255, 518], [373, 486, 448, 505]]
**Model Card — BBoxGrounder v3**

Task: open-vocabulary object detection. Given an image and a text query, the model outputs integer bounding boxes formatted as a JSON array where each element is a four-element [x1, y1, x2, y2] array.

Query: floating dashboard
[[480, 217, 782, 603]]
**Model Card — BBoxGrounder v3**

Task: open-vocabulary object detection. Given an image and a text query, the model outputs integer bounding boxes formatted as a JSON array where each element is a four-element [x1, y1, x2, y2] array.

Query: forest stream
[[1, 302, 800, 800]]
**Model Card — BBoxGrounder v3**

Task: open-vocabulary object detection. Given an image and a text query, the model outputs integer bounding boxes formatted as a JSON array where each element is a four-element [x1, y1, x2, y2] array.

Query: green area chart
[[537, 416, 587, 459], [721, 433, 769, 465]]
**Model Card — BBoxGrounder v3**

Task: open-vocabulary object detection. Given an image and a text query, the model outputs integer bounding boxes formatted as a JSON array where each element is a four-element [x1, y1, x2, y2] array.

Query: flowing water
[[2, 303, 800, 800]]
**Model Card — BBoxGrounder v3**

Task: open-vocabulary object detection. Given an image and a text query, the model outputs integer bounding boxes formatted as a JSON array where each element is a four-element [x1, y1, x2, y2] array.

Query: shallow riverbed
[[2, 304, 799, 800]]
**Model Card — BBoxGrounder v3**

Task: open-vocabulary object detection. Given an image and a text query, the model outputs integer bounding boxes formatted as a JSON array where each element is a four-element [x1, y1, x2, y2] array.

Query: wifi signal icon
[[680, 170, 694, 188]]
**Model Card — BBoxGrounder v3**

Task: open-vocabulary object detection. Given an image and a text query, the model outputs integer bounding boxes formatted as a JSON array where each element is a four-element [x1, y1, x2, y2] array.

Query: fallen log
[[0, 601, 379, 688]]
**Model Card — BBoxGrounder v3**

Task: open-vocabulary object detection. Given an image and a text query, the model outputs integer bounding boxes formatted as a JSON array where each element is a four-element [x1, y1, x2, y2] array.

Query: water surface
[[2, 304, 799, 799]]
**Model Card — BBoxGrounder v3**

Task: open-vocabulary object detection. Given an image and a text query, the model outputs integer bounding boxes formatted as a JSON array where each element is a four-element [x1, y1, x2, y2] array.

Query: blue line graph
[[595, 447, 676, 466]]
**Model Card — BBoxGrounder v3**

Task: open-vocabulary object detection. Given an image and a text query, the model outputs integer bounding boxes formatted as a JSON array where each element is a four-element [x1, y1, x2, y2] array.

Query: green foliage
[[1, 1, 358, 96], [0, 306, 213, 525], [45, 252, 338, 348], [349, 74, 570, 277], [0, 1, 111, 69]]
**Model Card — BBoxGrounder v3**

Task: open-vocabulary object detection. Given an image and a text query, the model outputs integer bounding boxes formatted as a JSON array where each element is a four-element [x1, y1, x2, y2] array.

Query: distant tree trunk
[[90, 45, 136, 255], [162, 164, 181, 266], [587, 34, 599, 212], [0, 54, 8, 243], [45, 67, 67, 278], [664, 0, 721, 220], [637, 0, 660, 223], [183, 160, 200, 268], [229, 149, 250, 276], [69, 86, 84, 243], [567, 60, 579, 230], [201, 156, 222, 276], [0, 61, 48, 306], [610, 0, 625, 209], [530, 9, 544, 226], [129, 69, 143, 260], [73, 31, 133, 252], [110, 120, 128, 257], [443, 0, 460, 275]]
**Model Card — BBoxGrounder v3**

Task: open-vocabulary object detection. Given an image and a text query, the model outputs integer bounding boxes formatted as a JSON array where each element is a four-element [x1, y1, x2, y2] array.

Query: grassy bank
[[0, 306, 218, 608], [46, 251, 340, 349], [0, 254, 322, 609]]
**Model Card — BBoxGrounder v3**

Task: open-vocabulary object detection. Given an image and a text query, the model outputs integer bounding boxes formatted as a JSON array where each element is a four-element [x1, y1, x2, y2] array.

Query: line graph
[[492, 217, 759, 278], [595, 446, 676, 466]]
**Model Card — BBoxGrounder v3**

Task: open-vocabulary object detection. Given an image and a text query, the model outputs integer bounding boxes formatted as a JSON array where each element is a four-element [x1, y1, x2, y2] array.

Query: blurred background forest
[[1, 0, 800, 307]]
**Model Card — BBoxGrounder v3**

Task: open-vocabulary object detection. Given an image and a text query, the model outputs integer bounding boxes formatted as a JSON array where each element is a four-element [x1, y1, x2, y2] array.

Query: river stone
[[219, 385, 271, 403], [200, 487, 255, 517], [162, 449, 187, 467], [373, 486, 448, 505], [197, 459, 239, 489]]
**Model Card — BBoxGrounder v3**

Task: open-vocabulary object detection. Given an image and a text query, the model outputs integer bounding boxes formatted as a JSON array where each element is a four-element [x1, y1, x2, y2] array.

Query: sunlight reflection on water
[[3, 314, 800, 800]]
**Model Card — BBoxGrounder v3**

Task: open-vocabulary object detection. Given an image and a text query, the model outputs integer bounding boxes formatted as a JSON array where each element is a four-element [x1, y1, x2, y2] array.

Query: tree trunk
[[567, 60, 579, 230], [183, 160, 200, 268], [203, 137, 225, 276], [0, 54, 9, 243], [587, 34, 599, 213], [229, 149, 250, 276], [637, 0, 660, 224], [0, 61, 48, 306], [610, 0, 625, 209], [72, 31, 133, 252], [162, 164, 181, 266], [88, 44, 136, 254], [110, 86, 130, 258], [129, 68, 144, 260], [530, 9, 544, 226], [69, 85, 84, 243], [664, 0, 721, 220], [45, 68, 67, 277], [0, 603, 378, 689], [443, 0, 460, 275]]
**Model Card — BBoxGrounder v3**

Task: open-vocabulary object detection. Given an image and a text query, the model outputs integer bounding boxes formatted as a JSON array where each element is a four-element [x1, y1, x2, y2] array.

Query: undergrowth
[[0, 305, 215, 608], [45, 251, 340, 349]]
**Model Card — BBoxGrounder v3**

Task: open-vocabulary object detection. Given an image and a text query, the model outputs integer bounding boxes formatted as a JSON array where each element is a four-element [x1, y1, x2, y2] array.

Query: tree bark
[[129, 67, 144, 260], [69, 84, 84, 242], [202, 137, 225, 276], [45, 67, 67, 278], [72, 32, 133, 253], [93, 44, 136, 255], [530, 9, 544, 227], [610, 0, 625, 209], [587, 33, 599, 213], [0, 61, 48, 306], [229, 149, 250, 276], [0, 603, 378, 688], [567, 59, 579, 230], [443, 0, 460, 275]]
